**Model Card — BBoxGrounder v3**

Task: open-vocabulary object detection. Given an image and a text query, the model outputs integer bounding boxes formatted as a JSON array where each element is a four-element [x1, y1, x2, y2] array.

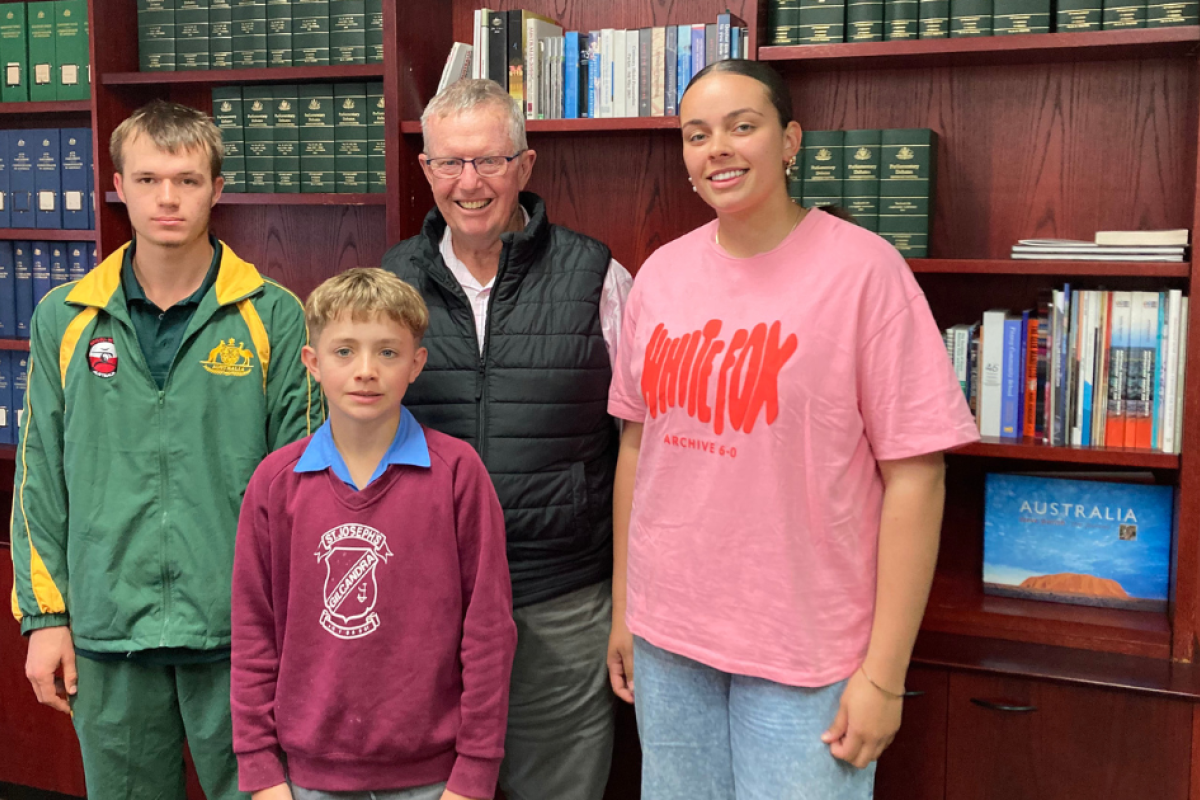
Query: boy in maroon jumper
[[231, 268, 517, 800]]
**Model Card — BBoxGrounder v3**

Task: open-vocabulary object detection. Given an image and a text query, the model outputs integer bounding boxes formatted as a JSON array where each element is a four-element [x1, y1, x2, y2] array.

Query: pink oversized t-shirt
[[609, 209, 980, 687]]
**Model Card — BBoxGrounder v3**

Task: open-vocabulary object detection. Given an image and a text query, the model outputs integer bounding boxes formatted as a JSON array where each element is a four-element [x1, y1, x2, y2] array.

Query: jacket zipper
[[476, 246, 509, 464], [157, 389, 169, 646]]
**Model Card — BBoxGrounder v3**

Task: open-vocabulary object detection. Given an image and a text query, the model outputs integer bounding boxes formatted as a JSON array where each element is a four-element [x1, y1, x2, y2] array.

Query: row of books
[[1012, 236, 1188, 262], [0, 128, 93, 230], [212, 83, 384, 194], [789, 128, 937, 257], [463, 9, 749, 120], [0, 239, 98, 341], [765, 0, 1198, 44], [0, 349, 27, 446], [0, 1, 89, 102], [138, 0, 384, 72], [944, 288, 1190, 453]]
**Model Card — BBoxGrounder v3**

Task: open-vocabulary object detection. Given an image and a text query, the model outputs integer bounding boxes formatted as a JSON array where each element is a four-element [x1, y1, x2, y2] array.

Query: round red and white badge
[[87, 338, 118, 378]]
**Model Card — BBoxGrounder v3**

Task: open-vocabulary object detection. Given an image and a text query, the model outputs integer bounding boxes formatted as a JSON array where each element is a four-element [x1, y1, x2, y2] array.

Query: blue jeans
[[633, 636, 876, 800]]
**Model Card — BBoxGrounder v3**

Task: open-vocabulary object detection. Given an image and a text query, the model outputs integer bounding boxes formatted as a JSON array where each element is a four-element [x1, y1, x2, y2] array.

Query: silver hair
[[421, 79, 528, 153]]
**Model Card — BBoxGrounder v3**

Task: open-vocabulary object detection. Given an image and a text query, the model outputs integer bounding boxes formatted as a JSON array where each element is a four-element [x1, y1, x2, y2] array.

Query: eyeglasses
[[423, 152, 524, 178]]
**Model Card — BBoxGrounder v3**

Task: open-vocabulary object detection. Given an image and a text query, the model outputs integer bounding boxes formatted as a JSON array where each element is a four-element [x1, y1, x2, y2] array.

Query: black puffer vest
[[382, 193, 619, 607]]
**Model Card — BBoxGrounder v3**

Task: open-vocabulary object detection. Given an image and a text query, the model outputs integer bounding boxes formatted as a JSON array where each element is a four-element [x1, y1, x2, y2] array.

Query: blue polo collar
[[294, 407, 430, 490]]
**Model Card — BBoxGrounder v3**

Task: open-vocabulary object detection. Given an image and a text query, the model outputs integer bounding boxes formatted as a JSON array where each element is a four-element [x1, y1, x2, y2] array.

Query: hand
[[821, 668, 903, 769], [25, 626, 76, 714], [252, 785, 293, 800], [607, 613, 635, 704], [439, 790, 480, 800]]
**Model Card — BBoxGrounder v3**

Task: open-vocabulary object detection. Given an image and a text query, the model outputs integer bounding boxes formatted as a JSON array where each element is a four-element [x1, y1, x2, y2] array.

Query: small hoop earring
[[785, 155, 798, 180]]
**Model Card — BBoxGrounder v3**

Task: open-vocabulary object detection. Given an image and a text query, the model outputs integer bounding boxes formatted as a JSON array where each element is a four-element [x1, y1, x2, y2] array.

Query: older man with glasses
[[382, 79, 631, 800]]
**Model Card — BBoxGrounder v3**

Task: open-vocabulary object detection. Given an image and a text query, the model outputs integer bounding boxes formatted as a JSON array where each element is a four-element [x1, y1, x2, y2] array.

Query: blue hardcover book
[[67, 240, 86, 282], [0, 130, 10, 229], [984, 473, 1172, 611], [691, 24, 705, 78], [1000, 314, 1021, 438], [0, 241, 14, 339], [677, 25, 691, 106], [587, 31, 600, 122], [9, 131, 35, 229], [731, 25, 741, 58], [60, 127, 89, 229], [665, 25, 677, 117], [86, 132, 94, 229], [14, 351, 27, 437], [90, 241, 96, 271], [49, 242, 66, 289], [0, 351, 13, 445], [563, 31, 579, 119], [30, 240, 49, 305], [13, 240, 31, 338], [33, 128, 61, 229]]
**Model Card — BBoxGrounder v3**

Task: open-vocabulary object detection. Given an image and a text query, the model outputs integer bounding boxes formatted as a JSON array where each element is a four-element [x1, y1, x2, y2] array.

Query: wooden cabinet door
[[946, 673, 1190, 800], [875, 665, 949, 800]]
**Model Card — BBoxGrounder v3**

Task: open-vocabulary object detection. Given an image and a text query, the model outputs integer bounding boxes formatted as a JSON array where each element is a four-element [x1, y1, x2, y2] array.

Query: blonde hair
[[110, 100, 224, 180], [306, 268, 430, 342]]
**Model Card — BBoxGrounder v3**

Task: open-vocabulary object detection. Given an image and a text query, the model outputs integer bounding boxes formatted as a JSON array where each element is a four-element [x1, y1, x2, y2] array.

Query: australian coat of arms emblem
[[201, 338, 255, 376], [315, 524, 393, 639]]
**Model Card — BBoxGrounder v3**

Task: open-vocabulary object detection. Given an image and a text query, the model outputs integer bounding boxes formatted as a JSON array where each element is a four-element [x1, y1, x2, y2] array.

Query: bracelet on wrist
[[859, 665, 905, 700]]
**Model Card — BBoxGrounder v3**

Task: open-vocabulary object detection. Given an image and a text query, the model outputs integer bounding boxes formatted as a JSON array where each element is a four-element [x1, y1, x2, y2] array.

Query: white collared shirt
[[438, 208, 632, 366]]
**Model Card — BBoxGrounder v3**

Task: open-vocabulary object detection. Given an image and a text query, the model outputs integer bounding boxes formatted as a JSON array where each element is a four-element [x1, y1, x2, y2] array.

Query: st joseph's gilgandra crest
[[314, 524, 393, 639]]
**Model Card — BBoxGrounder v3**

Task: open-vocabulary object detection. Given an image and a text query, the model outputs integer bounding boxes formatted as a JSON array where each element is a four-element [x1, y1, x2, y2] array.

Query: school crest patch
[[201, 337, 255, 377], [314, 524, 393, 640], [87, 338, 117, 378]]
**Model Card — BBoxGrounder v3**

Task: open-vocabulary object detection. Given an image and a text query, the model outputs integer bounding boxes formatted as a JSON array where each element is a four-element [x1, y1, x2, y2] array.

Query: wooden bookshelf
[[0, 339, 30, 352], [951, 438, 1182, 468], [908, 258, 1191, 277], [0, 229, 97, 242], [101, 63, 385, 86], [401, 117, 683, 135], [106, 191, 386, 207], [0, 100, 91, 115]]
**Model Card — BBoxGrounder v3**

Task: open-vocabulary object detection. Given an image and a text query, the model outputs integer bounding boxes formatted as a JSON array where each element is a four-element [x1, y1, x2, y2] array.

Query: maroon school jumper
[[231, 427, 516, 797]]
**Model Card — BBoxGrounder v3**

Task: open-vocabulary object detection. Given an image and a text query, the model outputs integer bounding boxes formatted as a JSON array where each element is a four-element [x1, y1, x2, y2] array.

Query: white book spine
[[472, 10, 481, 79], [600, 29, 614, 119], [626, 31, 639, 118], [612, 30, 626, 118], [1163, 290, 1183, 454], [1173, 297, 1189, 454], [980, 310, 1008, 438], [953, 325, 969, 385]]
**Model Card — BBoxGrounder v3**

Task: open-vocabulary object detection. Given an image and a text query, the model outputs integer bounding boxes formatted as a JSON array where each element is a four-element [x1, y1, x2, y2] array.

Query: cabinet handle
[[903, 690, 925, 698], [970, 697, 1037, 713]]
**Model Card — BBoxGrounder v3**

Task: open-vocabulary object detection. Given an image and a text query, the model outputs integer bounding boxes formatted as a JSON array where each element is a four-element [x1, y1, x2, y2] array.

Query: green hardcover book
[[950, 0, 993, 35], [767, 0, 783, 43], [800, 130, 843, 208], [366, 0, 383, 62], [176, 0, 210, 70], [778, 0, 802, 43], [54, 1, 88, 98], [1104, 0, 1147, 26], [798, 0, 847, 42], [330, 0, 365, 64], [848, 0, 886, 39], [211, 0, 233, 68], [293, 0, 330, 65], [212, 86, 244, 192], [138, 0, 175, 72], [232, 0, 266, 68], [1056, 0, 1103, 28], [994, 0, 1050, 31], [919, 0, 951, 35], [267, 0, 292, 68], [28, 2, 56, 98], [0, 5, 29, 102], [299, 84, 334, 192], [879, 128, 937, 258], [843, 129, 881, 232], [368, 81, 384, 192], [885, 0, 920, 38], [335, 83, 367, 193], [273, 85, 300, 192], [243, 87, 274, 193], [1147, 0, 1199, 24]]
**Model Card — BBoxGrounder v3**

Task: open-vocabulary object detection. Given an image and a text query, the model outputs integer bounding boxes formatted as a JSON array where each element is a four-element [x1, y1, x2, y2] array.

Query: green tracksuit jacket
[[10, 241, 322, 650]]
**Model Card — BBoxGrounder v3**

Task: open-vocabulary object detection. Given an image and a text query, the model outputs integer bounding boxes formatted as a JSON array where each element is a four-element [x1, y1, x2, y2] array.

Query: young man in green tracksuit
[[10, 101, 322, 799]]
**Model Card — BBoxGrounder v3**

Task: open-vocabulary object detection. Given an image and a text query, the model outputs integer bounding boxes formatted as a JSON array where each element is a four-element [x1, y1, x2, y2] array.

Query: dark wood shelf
[[0, 443, 14, 461], [0, 229, 97, 241], [101, 63, 384, 86], [949, 436, 1180, 468], [0, 340, 30, 352], [401, 117, 682, 135], [921, 576, 1172, 659], [760, 27, 1200, 69], [913, 631, 1200, 700], [0, 100, 90, 115], [909, 258, 1190, 277], [106, 191, 385, 206]]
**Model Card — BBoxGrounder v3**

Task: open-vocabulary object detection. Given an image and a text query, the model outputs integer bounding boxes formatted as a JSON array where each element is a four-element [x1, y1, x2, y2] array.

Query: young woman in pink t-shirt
[[606, 61, 979, 799]]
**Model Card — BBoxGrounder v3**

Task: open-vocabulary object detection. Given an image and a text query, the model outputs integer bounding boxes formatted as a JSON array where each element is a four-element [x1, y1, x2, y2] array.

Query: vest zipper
[[476, 246, 509, 463], [157, 390, 170, 646]]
